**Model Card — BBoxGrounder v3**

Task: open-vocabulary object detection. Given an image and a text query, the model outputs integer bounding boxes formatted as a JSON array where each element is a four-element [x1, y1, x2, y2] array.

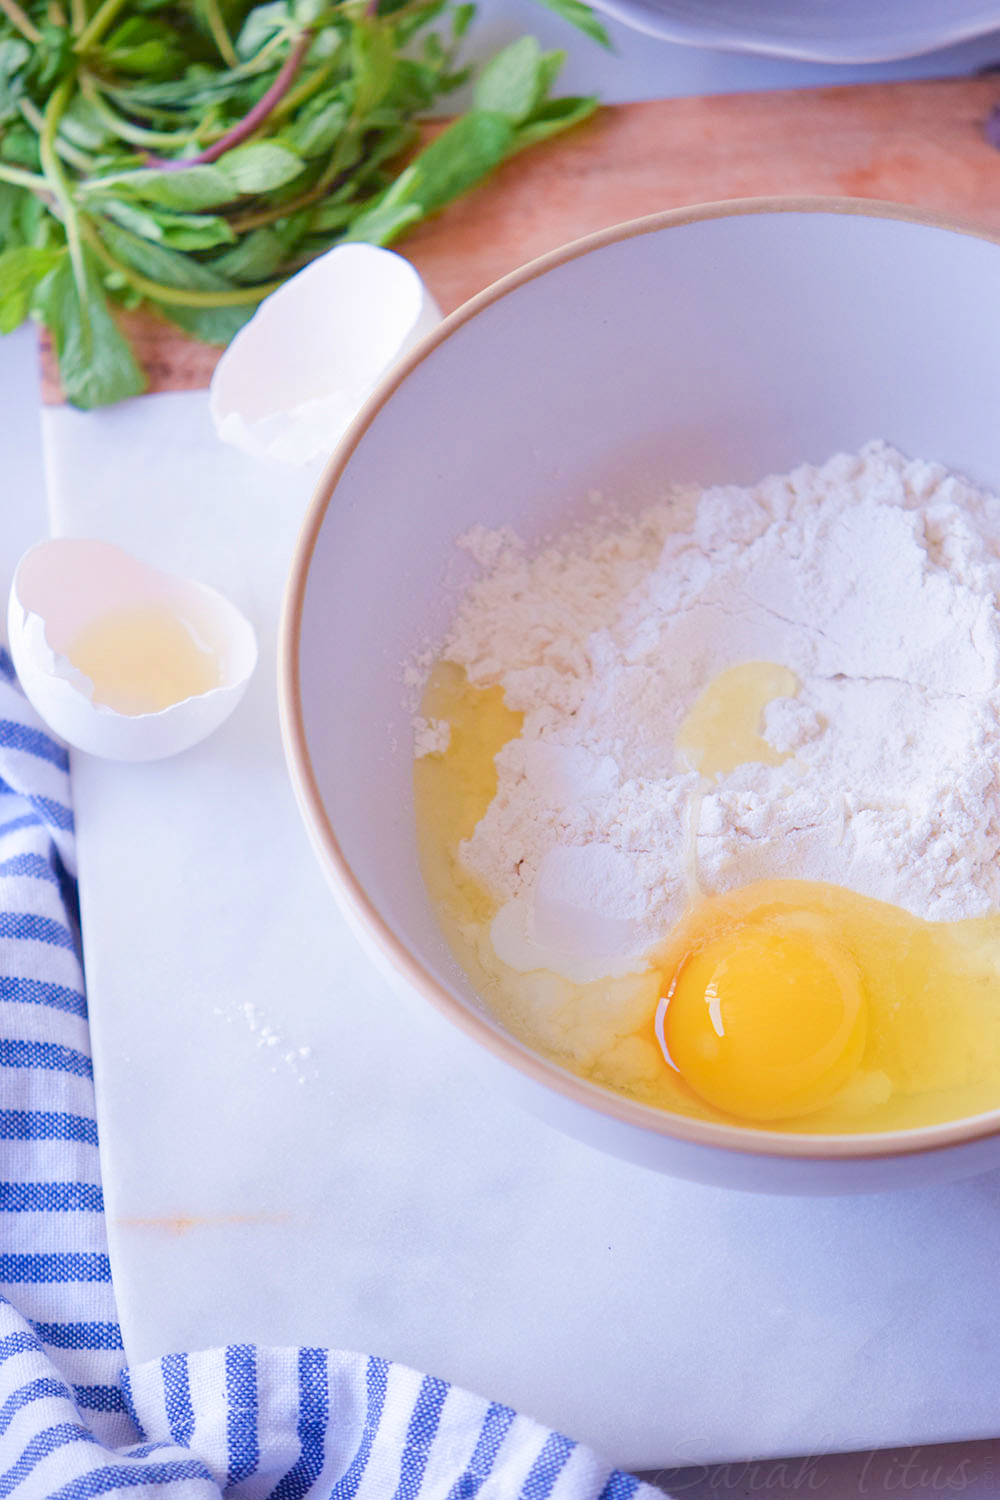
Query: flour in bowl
[[433, 442, 1000, 983]]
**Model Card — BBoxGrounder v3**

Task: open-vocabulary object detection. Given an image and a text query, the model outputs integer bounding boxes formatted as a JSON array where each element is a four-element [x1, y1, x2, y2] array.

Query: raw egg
[[415, 664, 1000, 1134], [657, 909, 867, 1121], [8, 539, 257, 760]]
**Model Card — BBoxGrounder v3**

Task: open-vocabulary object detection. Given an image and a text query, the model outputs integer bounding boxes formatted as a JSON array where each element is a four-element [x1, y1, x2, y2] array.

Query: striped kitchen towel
[[0, 647, 664, 1499]]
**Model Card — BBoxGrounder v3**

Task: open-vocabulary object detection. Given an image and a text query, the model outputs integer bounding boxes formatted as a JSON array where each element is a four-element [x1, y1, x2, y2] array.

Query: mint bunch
[[0, 0, 607, 406]]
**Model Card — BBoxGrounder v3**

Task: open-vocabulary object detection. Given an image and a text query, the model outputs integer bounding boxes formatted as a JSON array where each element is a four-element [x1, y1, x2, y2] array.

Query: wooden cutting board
[[39, 75, 1000, 400]]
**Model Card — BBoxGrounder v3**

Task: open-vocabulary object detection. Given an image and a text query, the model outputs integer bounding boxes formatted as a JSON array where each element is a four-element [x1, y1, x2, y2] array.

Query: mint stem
[[146, 30, 313, 169], [0, 0, 40, 42]]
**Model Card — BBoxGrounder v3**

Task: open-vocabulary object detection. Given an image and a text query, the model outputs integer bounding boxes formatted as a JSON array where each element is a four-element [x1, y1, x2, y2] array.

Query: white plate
[[582, 0, 1000, 61]]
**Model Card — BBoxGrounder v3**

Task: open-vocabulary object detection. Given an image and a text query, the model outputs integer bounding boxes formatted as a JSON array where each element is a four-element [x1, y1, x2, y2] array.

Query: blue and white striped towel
[[0, 647, 664, 1499]]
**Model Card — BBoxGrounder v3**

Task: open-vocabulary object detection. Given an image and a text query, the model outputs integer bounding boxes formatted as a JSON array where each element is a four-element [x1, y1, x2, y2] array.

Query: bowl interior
[[293, 202, 1000, 1142]]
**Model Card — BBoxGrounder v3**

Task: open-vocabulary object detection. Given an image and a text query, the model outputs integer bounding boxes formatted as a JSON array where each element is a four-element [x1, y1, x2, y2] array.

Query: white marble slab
[[30, 12, 1000, 1476], [40, 390, 1000, 1474], [0, 326, 52, 593]]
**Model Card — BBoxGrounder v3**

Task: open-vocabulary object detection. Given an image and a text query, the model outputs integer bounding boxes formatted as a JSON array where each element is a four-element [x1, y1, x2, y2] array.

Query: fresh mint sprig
[[0, 0, 609, 407]]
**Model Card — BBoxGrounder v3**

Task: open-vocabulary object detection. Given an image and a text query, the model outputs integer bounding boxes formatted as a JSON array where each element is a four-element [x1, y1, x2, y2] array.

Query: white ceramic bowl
[[580, 0, 1000, 61], [281, 198, 1000, 1194]]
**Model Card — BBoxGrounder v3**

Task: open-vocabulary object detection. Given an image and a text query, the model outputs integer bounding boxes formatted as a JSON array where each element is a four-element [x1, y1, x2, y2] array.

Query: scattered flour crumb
[[214, 1001, 318, 1084], [402, 645, 436, 698], [413, 716, 451, 758], [457, 524, 523, 571]]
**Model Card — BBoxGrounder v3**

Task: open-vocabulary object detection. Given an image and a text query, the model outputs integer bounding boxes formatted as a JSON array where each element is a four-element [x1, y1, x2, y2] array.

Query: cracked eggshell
[[8, 539, 258, 762], [209, 243, 443, 466]]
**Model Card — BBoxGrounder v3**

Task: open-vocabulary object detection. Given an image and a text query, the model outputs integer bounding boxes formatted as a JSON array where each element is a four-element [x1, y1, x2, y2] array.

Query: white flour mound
[[437, 443, 1000, 981]]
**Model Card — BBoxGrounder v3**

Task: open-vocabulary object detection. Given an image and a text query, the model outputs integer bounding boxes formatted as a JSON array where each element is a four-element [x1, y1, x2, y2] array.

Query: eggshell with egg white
[[208, 243, 442, 466], [8, 539, 258, 761]]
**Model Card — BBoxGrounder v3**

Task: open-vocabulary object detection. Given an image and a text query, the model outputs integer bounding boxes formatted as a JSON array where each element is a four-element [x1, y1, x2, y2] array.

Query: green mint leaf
[[535, 47, 568, 99], [158, 301, 257, 345], [392, 0, 448, 44], [350, 18, 399, 119], [93, 197, 166, 242], [306, 26, 343, 60], [308, 196, 364, 233], [0, 40, 29, 75], [29, 26, 73, 90], [0, 245, 62, 334], [154, 211, 236, 252], [94, 199, 236, 253], [435, 64, 474, 96], [0, 182, 27, 252], [96, 201, 236, 253], [211, 223, 295, 280], [0, 39, 29, 125], [18, 190, 49, 249], [61, 95, 113, 152], [236, 2, 293, 60], [385, 57, 442, 113], [34, 248, 147, 410], [106, 68, 245, 111], [383, 109, 514, 217], [451, 4, 476, 40], [216, 141, 305, 193], [340, 197, 423, 247], [513, 93, 598, 150], [100, 17, 187, 76], [96, 219, 237, 291], [421, 31, 445, 67], [1, 123, 40, 170], [292, 95, 349, 157], [474, 37, 544, 124], [356, 120, 414, 175], [343, 107, 516, 242], [84, 165, 236, 211], [531, 0, 612, 48], [294, 0, 327, 25]]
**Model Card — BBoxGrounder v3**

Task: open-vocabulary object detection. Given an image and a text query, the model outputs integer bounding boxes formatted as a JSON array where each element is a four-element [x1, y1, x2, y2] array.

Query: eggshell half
[[208, 243, 442, 466], [8, 539, 258, 761]]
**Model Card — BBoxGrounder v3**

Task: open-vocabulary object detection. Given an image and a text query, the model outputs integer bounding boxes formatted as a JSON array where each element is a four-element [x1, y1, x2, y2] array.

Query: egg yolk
[[660, 914, 867, 1121]]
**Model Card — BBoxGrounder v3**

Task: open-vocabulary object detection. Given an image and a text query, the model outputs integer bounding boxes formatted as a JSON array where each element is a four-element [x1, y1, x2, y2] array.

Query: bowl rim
[[279, 193, 1000, 1164]]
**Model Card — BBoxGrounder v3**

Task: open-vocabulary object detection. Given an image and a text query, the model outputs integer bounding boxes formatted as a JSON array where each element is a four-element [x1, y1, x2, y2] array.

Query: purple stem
[[147, 29, 313, 170]]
